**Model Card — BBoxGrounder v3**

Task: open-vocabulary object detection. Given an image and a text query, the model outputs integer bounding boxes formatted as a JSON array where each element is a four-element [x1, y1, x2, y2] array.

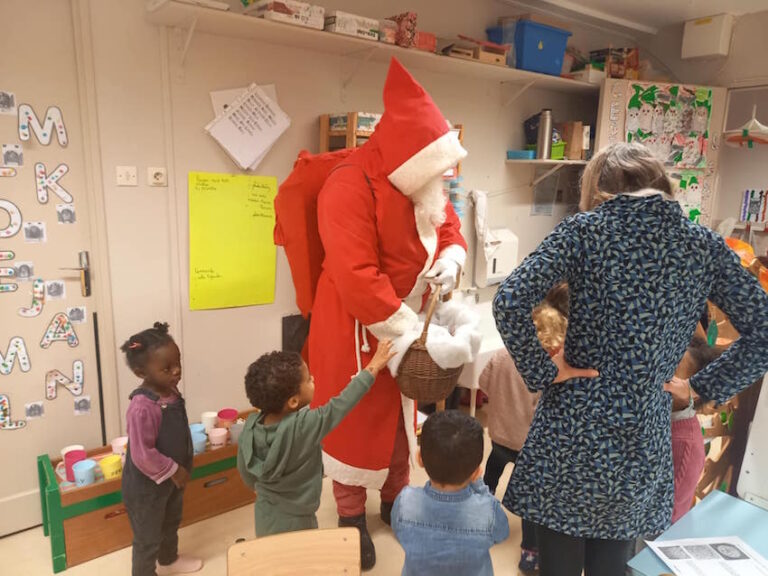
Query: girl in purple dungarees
[[121, 322, 202, 576]]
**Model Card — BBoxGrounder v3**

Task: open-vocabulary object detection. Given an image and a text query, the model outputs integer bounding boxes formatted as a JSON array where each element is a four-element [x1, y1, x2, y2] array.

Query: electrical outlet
[[116, 166, 138, 187], [148, 167, 168, 187]]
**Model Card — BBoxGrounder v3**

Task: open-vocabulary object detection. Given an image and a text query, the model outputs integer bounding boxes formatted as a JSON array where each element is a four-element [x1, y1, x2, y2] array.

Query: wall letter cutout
[[18, 104, 68, 147], [46, 360, 84, 400], [0, 199, 22, 238], [40, 313, 79, 349], [0, 336, 31, 375], [0, 251, 17, 294], [35, 163, 72, 204], [0, 394, 26, 430], [18, 278, 45, 317]]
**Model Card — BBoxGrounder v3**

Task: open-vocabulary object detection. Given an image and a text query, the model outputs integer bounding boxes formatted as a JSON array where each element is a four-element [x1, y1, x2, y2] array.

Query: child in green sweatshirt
[[237, 340, 394, 537]]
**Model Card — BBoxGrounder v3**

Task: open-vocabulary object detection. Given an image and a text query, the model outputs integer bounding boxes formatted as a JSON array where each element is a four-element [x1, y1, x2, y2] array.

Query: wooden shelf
[[145, 0, 600, 94], [506, 159, 588, 165]]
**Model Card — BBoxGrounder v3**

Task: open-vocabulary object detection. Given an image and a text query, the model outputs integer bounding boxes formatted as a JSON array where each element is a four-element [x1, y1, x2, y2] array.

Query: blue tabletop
[[628, 490, 768, 575]]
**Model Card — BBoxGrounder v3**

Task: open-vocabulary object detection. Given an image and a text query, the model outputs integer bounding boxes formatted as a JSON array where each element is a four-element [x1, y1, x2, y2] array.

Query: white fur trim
[[322, 451, 389, 489], [366, 303, 419, 342], [388, 131, 467, 196], [401, 394, 419, 468], [438, 244, 467, 269]]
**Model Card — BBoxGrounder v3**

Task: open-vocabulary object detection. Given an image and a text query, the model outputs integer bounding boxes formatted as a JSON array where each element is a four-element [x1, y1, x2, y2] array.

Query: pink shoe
[[156, 555, 203, 575]]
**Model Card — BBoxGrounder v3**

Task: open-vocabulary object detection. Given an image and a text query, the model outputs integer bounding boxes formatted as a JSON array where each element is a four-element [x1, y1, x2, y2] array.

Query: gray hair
[[580, 142, 674, 211]]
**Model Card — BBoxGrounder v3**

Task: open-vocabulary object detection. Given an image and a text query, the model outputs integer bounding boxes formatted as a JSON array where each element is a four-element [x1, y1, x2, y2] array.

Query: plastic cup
[[60, 444, 85, 461], [191, 432, 207, 455], [201, 411, 218, 434], [189, 423, 206, 436], [217, 408, 238, 429], [209, 427, 227, 450], [72, 459, 97, 487], [229, 422, 244, 445], [111, 436, 128, 457], [99, 454, 123, 481], [64, 449, 88, 482]]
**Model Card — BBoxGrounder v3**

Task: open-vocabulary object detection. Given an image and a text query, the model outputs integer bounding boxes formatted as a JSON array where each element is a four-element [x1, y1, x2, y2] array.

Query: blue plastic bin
[[514, 20, 571, 76], [486, 24, 515, 66]]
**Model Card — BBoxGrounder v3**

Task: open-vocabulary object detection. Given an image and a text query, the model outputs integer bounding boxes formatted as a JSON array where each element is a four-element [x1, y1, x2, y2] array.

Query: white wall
[[85, 0, 600, 424]]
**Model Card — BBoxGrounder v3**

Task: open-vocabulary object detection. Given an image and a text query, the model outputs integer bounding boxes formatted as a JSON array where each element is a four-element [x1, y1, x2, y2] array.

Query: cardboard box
[[557, 121, 584, 160], [582, 125, 591, 159], [415, 31, 437, 53], [324, 10, 379, 41], [247, 0, 324, 30], [569, 64, 605, 84]]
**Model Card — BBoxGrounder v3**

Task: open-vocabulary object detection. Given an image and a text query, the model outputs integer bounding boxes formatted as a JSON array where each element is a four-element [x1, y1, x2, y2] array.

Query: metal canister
[[536, 109, 553, 159]]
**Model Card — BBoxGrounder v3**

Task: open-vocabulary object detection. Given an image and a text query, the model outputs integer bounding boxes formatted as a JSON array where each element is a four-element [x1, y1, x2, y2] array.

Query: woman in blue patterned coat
[[493, 142, 768, 576]]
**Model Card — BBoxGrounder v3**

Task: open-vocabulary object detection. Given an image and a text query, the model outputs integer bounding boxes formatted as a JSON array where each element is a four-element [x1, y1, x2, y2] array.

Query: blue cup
[[189, 423, 206, 436], [191, 432, 207, 455], [72, 459, 97, 487]]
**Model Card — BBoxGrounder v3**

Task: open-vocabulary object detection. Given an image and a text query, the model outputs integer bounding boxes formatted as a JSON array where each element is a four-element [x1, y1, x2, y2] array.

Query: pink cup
[[64, 449, 88, 482], [209, 427, 228, 450], [217, 408, 238, 429]]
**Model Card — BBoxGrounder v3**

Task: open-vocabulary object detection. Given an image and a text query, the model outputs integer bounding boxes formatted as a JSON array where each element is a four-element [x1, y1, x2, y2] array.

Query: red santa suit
[[308, 58, 468, 506]]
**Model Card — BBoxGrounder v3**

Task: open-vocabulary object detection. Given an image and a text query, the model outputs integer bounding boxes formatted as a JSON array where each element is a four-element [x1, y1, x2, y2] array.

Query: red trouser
[[333, 412, 411, 517]]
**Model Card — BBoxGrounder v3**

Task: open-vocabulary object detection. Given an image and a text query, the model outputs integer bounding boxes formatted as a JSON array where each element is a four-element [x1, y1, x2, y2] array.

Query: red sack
[[274, 149, 355, 318]]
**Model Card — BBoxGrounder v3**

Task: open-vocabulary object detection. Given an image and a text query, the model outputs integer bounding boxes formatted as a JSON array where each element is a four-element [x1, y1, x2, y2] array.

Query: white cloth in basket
[[387, 299, 482, 376]]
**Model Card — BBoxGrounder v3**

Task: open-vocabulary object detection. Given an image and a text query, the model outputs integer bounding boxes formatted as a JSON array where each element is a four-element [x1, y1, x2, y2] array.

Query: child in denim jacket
[[391, 410, 509, 575]]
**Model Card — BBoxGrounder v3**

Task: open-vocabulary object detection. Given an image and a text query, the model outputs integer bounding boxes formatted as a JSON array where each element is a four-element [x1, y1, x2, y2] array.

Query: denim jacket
[[391, 479, 510, 576]]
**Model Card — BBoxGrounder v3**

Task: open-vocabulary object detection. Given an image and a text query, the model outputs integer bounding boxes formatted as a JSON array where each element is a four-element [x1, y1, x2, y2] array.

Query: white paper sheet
[[205, 83, 290, 171], [647, 536, 768, 576]]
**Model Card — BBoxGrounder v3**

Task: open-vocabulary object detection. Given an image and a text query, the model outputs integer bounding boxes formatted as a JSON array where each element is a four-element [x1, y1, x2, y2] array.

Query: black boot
[[339, 514, 376, 570], [380, 501, 394, 526]]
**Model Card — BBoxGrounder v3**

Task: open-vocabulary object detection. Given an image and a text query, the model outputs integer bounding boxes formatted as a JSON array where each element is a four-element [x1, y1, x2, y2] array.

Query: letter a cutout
[[40, 313, 79, 349]]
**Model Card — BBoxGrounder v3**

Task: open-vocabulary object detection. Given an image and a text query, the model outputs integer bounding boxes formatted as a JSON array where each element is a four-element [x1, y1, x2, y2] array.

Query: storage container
[[506, 149, 536, 160], [324, 10, 379, 41], [514, 19, 571, 76], [39, 411, 258, 572], [246, 0, 324, 30]]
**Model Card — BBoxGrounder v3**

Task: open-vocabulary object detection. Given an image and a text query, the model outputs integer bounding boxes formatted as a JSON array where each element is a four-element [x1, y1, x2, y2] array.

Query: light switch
[[116, 166, 138, 187]]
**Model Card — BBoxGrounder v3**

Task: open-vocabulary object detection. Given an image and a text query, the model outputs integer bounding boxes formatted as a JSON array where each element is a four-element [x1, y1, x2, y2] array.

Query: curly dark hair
[[244, 351, 304, 414], [120, 322, 174, 373], [420, 410, 483, 485]]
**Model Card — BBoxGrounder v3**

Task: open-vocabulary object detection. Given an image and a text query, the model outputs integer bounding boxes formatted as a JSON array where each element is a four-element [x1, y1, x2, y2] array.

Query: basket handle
[[418, 289, 443, 346]]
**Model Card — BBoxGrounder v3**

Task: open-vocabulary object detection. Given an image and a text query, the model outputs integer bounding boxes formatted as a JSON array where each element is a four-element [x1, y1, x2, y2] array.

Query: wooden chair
[[227, 527, 360, 576]]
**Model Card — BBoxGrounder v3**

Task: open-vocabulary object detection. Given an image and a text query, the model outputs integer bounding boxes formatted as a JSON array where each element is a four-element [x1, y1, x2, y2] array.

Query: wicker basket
[[396, 290, 464, 403]]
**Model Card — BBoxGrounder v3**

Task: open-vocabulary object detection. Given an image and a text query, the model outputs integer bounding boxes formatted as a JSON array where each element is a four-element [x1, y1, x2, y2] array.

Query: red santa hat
[[374, 58, 467, 196]]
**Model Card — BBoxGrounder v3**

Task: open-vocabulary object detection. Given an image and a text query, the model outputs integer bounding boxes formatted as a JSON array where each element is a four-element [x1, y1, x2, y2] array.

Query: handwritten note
[[189, 172, 277, 310]]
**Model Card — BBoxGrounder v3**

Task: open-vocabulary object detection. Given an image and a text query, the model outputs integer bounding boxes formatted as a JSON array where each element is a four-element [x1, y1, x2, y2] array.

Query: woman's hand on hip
[[551, 349, 599, 384], [663, 376, 692, 409]]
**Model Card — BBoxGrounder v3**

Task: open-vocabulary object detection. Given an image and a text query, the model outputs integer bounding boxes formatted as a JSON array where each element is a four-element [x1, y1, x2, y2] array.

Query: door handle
[[59, 251, 91, 297]]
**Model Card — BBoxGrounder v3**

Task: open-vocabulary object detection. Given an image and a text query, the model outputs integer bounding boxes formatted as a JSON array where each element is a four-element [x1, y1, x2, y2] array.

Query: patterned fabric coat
[[493, 192, 768, 539]]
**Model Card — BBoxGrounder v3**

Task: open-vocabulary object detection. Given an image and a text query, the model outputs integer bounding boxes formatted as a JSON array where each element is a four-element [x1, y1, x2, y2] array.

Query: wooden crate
[[39, 442, 255, 572]]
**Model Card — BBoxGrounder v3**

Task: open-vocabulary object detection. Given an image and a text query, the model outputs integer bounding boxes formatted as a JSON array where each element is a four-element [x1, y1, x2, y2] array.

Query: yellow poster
[[189, 172, 277, 310]]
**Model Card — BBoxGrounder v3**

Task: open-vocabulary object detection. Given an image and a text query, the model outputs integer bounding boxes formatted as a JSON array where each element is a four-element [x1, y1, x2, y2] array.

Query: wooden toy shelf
[[39, 437, 255, 572]]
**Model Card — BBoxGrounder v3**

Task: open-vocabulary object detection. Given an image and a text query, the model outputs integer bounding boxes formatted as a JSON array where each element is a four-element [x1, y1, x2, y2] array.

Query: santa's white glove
[[424, 258, 459, 295]]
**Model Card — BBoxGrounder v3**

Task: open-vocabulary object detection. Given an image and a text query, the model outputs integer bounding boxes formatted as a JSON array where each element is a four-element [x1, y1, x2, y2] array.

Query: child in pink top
[[668, 335, 724, 523], [121, 322, 202, 576]]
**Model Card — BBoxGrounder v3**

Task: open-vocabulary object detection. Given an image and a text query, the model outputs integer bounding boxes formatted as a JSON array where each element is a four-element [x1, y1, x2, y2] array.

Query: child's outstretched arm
[[299, 340, 395, 443]]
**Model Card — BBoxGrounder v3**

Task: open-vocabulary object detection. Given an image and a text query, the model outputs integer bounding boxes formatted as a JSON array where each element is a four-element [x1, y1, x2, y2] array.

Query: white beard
[[411, 177, 447, 230]]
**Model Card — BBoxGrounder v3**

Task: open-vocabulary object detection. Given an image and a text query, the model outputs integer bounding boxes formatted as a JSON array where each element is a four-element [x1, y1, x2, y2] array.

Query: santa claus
[[308, 58, 467, 569]]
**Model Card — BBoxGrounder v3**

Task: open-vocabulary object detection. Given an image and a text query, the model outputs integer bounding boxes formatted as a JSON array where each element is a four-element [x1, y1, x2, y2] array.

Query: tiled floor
[[1, 407, 526, 575]]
